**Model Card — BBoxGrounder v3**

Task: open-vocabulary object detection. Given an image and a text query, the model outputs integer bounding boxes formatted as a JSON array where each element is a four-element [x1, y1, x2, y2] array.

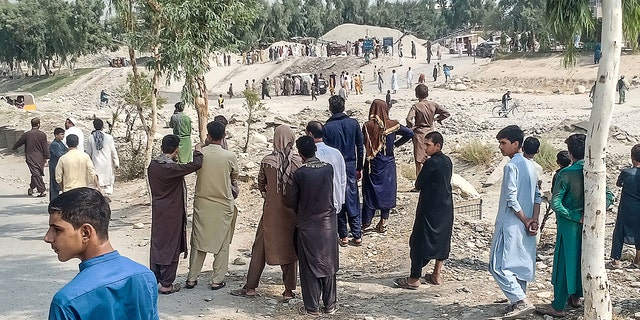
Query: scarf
[[363, 99, 400, 160], [91, 130, 105, 151], [262, 125, 300, 195]]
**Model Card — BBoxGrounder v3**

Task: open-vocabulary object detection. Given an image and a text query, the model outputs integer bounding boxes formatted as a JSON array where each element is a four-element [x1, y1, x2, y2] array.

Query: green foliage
[[242, 89, 267, 153], [456, 140, 495, 166], [546, 0, 594, 67], [536, 140, 559, 172], [623, 0, 640, 50], [122, 72, 166, 111]]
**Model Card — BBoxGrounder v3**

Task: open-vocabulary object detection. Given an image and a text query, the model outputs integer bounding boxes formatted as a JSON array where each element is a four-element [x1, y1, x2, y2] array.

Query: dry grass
[[536, 140, 559, 172], [455, 140, 495, 166]]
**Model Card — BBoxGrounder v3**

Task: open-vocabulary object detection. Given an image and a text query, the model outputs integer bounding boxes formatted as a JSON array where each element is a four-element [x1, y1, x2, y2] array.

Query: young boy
[[218, 94, 224, 109]]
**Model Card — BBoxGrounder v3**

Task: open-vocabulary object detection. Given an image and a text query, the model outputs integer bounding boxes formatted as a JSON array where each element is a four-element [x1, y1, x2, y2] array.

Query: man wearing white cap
[[64, 117, 85, 153]]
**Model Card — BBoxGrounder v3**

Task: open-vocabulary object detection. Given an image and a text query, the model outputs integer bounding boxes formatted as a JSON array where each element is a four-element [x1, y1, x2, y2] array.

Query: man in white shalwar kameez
[[390, 70, 398, 94], [406, 67, 414, 89], [489, 125, 541, 320], [86, 119, 119, 194], [306, 121, 346, 214]]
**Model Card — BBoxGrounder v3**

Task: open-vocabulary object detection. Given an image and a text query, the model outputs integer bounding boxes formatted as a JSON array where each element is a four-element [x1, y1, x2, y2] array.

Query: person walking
[[148, 135, 203, 295], [391, 69, 398, 94], [411, 41, 417, 59], [231, 126, 302, 301], [86, 119, 119, 196], [169, 102, 192, 164], [394, 132, 453, 289], [63, 118, 84, 153], [489, 125, 541, 319], [261, 78, 272, 100], [406, 67, 414, 89], [432, 65, 438, 82], [55, 134, 100, 193], [443, 64, 451, 83], [286, 136, 339, 316], [12, 117, 49, 197], [361, 99, 413, 234], [186, 121, 239, 290], [617, 75, 629, 104], [49, 128, 68, 201]]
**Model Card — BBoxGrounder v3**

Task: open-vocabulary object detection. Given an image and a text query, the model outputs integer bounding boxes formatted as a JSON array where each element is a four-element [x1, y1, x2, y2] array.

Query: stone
[[454, 84, 468, 91], [613, 306, 623, 314], [536, 291, 553, 299], [630, 282, 640, 288], [133, 223, 145, 229], [574, 85, 586, 94], [251, 132, 268, 144], [233, 257, 247, 265], [634, 312, 640, 319], [244, 161, 257, 169]]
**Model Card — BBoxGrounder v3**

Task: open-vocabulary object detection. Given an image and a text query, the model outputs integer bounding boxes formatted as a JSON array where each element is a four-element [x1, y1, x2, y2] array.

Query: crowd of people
[[11, 81, 638, 319]]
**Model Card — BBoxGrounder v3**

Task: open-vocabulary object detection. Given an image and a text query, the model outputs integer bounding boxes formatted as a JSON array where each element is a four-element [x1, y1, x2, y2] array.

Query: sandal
[[210, 281, 226, 290], [535, 304, 566, 318], [281, 291, 295, 302], [375, 224, 387, 233], [350, 238, 363, 247], [185, 280, 198, 289], [422, 273, 442, 285], [338, 238, 348, 247], [606, 261, 623, 270], [393, 277, 419, 290], [569, 295, 583, 308], [159, 283, 181, 294], [230, 287, 258, 298], [298, 306, 320, 316]]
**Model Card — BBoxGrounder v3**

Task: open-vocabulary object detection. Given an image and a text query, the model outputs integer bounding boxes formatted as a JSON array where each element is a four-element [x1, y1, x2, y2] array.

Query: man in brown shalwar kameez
[[148, 135, 203, 294], [13, 117, 50, 197], [231, 125, 302, 301], [405, 84, 450, 183], [186, 121, 239, 290], [286, 136, 339, 315]]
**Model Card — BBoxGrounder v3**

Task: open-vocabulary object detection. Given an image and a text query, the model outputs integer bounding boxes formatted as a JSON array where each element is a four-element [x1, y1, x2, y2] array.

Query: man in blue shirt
[[44, 187, 159, 320]]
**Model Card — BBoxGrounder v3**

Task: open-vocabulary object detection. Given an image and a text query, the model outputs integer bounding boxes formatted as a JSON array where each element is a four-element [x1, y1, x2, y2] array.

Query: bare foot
[[430, 273, 443, 285]]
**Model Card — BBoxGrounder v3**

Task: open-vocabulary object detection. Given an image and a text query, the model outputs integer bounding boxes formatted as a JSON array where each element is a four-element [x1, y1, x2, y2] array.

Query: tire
[[511, 105, 527, 119], [492, 106, 505, 118]]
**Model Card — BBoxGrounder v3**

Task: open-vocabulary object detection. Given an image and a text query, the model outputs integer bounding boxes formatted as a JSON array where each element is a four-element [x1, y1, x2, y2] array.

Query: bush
[[536, 140, 559, 172], [456, 140, 495, 166]]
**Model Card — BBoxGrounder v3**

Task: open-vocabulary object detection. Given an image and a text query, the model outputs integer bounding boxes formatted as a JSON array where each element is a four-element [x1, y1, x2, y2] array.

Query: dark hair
[[207, 121, 226, 140], [214, 115, 228, 126], [93, 118, 104, 131], [565, 134, 586, 160], [632, 144, 640, 163], [31, 117, 40, 127], [496, 125, 524, 148], [161, 134, 180, 154], [523, 137, 540, 155], [48, 187, 110, 240], [296, 136, 316, 158], [425, 131, 444, 147], [174, 101, 184, 112], [415, 84, 429, 99], [328, 96, 345, 114], [306, 121, 324, 139], [66, 134, 79, 148], [556, 150, 571, 168], [53, 127, 65, 135]]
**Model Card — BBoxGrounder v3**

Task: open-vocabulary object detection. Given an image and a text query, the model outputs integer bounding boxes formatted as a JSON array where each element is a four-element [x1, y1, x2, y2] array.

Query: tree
[[242, 89, 267, 153]]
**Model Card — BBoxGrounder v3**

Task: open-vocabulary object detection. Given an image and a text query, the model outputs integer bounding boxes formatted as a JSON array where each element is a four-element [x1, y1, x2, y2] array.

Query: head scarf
[[262, 125, 301, 195], [91, 130, 105, 150], [363, 99, 400, 160]]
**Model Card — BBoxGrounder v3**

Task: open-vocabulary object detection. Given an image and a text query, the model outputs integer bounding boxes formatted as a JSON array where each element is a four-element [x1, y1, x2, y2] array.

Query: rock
[[133, 223, 145, 229], [613, 306, 622, 314], [552, 88, 561, 94], [244, 161, 257, 169], [451, 173, 480, 198], [630, 281, 640, 288], [574, 85, 586, 94], [204, 297, 213, 302], [634, 312, 640, 319], [454, 84, 467, 91], [233, 257, 247, 265], [251, 132, 268, 144], [536, 291, 553, 299]]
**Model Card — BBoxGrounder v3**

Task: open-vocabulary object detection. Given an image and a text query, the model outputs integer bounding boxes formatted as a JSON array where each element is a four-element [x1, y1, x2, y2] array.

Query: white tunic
[[315, 142, 347, 212], [86, 131, 120, 193]]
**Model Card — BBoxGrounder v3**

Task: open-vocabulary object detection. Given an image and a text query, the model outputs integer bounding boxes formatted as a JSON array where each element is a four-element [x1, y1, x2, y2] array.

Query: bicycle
[[492, 100, 527, 119]]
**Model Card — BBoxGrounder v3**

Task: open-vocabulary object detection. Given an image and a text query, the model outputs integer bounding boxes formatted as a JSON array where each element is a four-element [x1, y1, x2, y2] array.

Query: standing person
[[86, 119, 119, 196], [354, 73, 362, 94], [617, 75, 629, 104], [231, 126, 302, 301], [594, 42, 602, 64], [261, 78, 272, 100], [394, 131, 453, 290], [373, 65, 378, 83], [501, 90, 512, 116], [12, 117, 49, 197], [522, 137, 543, 188], [391, 69, 398, 94], [426, 40, 432, 64], [361, 100, 413, 234], [443, 64, 451, 83], [432, 65, 438, 82], [274, 77, 282, 97], [294, 77, 301, 95], [63, 118, 84, 153], [411, 41, 417, 59], [227, 83, 234, 98], [245, 79, 251, 91], [377, 69, 384, 93], [386, 90, 392, 106], [437, 62, 442, 77], [589, 81, 597, 103], [186, 121, 239, 290], [406, 67, 413, 89], [406, 84, 450, 179], [311, 83, 318, 101], [536, 134, 591, 317], [324, 96, 364, 247], [44, 188, 159, 320], [489, 125, 541, 319], [286, 136, 339, 316], [609, 144, 640, 269], [49, 128, 68, 201], [252, 79, 259, 92], [398, 42, 404, 66], [218, 94, 225, 108], [56, 134, 100, 193], [148, 135, 203, 295], [338, 82, 348, 101], [436, 44, 442, 60], [169, 102, 192, 164]]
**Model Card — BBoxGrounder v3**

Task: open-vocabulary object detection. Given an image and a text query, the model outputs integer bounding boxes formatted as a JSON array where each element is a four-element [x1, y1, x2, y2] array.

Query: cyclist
[[501, 90, 511, 117], [100, 89, 109, 109]]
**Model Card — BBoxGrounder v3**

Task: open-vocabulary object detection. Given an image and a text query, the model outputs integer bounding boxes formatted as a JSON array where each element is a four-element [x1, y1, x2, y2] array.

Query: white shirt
[[64, 126, 85, 153], [316, 142, 346, 212]]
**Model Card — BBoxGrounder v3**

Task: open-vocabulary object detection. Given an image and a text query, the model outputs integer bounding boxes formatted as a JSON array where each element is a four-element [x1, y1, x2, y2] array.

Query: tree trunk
[[581, 1, 622, 319], [195, 75, 209, 143]]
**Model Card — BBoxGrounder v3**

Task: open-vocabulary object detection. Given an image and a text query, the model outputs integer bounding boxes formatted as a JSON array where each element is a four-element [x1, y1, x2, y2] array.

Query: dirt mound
[[279, 56, 367, 76]]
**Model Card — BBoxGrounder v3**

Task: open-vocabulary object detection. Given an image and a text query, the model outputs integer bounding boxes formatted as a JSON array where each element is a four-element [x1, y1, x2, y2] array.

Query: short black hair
[[328, 96, 345, 114], [214, 115, 228, 126], [556, 150, 571, 168], [306, 121, 324, 139], [174, 101, 184, 112], [31, 117, 40, 127], [425, 131, 444, 148], [161, 134, 180, 154], [207, 121, 226, 140], [296, 136, 316, 159], [496, 125, 524, 148], [66, 134, 79, 148], [565, 133, 586, 160], [632, 144, 640, 162], [523, 137, 540, 155], [415, 84, 429, 99], [53, 127, 65, 135], [48, 187, 110, 240], [93, 118, 104, 131]]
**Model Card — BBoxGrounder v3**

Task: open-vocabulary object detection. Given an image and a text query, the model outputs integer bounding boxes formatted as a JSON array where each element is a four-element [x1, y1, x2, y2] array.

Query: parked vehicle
[[475, 41, 499, 58], [1, 92, 37, 110]]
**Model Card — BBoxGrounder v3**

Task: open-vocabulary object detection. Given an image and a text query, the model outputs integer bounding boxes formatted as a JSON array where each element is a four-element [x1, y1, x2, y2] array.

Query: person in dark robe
[[286, 136, 338, 316], [49, 127, 68, 201], [13, 117, 50, 197], [395, 131, 453, 290], [147, 135, 203, 294], [361, 99, 413, 234], [324, 95, 364, 246]]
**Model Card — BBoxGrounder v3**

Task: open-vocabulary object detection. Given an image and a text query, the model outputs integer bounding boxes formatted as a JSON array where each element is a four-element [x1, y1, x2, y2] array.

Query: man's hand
[[356, 170, 362, 181], [195, 142, 204, 152], [525, 219, 539, 236]]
